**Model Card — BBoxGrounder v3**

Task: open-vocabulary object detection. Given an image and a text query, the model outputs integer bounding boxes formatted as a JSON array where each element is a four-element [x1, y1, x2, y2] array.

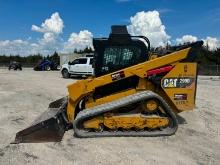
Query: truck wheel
[[45, 65, 51, 71], [62, 69, 70, 78], [56, 65, 61, 70]]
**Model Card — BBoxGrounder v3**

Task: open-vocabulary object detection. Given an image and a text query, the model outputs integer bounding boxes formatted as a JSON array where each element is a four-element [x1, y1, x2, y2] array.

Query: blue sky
[[0, 0, 219, 55]]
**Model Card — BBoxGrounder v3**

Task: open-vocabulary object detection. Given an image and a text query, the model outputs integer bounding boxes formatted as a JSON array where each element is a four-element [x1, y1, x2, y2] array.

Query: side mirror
[[68, 61, 71, 65]]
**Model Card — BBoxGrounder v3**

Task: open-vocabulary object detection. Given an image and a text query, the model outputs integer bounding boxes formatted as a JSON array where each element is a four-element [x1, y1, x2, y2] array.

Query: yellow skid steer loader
[[13, 25, 203, 143]]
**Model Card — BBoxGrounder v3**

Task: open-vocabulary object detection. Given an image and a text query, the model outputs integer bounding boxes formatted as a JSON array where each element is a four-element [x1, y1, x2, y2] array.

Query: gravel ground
[[0, 69, 219, 165]]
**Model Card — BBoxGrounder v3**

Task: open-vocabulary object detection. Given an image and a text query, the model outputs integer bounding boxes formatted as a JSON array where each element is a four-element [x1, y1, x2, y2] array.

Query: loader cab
[[93, 25, 150, 77]]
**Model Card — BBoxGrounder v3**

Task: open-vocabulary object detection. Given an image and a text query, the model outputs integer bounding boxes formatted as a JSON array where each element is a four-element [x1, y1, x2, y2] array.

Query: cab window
[[78, 58, 87, 64], [101, 46, 141, 72], [89, 58, 93, 65], [71, 58, 87, 65]]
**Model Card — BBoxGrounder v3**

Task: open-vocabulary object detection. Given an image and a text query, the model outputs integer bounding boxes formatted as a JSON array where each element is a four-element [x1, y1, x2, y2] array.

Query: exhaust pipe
[[11, 97, 69, 144]]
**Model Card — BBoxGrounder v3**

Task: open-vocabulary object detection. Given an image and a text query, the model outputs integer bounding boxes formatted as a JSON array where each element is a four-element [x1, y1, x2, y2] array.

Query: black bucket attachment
[[12, 97, 69, 144]]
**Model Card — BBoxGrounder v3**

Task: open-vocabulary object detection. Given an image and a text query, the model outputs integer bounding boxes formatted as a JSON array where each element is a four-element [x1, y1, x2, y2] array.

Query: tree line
[[0, 45, 219, 67], [153, 44, 220, 65]]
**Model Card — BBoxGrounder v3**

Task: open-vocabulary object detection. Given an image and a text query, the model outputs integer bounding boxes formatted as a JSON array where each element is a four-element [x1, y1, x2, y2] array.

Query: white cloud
[[31, 12, 64, 54], [127, 10, 170, 47], [0, 12, 66, 56], [31, 12, 64, 34], [0, 39, 38, 55], [176, 35, 198, 44], [42, 32, 57, 43], [203, 36, 220, 51], [63, 30, 93, 52], [175, 35, 220, 51], [1, 10, 220, 56]]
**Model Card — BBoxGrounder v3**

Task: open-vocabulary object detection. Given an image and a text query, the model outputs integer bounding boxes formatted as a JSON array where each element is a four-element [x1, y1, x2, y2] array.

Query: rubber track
[[73, 91, 178, 138]]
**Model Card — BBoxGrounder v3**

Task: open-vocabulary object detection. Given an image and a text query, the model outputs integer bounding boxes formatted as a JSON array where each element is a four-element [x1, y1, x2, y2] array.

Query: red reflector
[[147, 66, 173, 76]]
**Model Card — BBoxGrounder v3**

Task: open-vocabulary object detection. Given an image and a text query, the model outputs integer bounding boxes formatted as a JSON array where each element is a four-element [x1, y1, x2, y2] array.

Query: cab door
[[70, 58, 88, 74], [88, 58, 94, 75]]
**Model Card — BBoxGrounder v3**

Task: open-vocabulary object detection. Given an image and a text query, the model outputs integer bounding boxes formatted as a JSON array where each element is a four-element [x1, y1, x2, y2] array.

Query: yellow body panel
[[83, 114, 169, 130], [104, 115, 169, 129], [161, 63, 197, 111], [83, 116, 104, 130], [66, 48, 192, 122]]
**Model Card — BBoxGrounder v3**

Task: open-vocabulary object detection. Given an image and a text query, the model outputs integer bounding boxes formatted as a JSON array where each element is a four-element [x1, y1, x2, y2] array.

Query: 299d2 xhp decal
[[162, 77, 195, 88]]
